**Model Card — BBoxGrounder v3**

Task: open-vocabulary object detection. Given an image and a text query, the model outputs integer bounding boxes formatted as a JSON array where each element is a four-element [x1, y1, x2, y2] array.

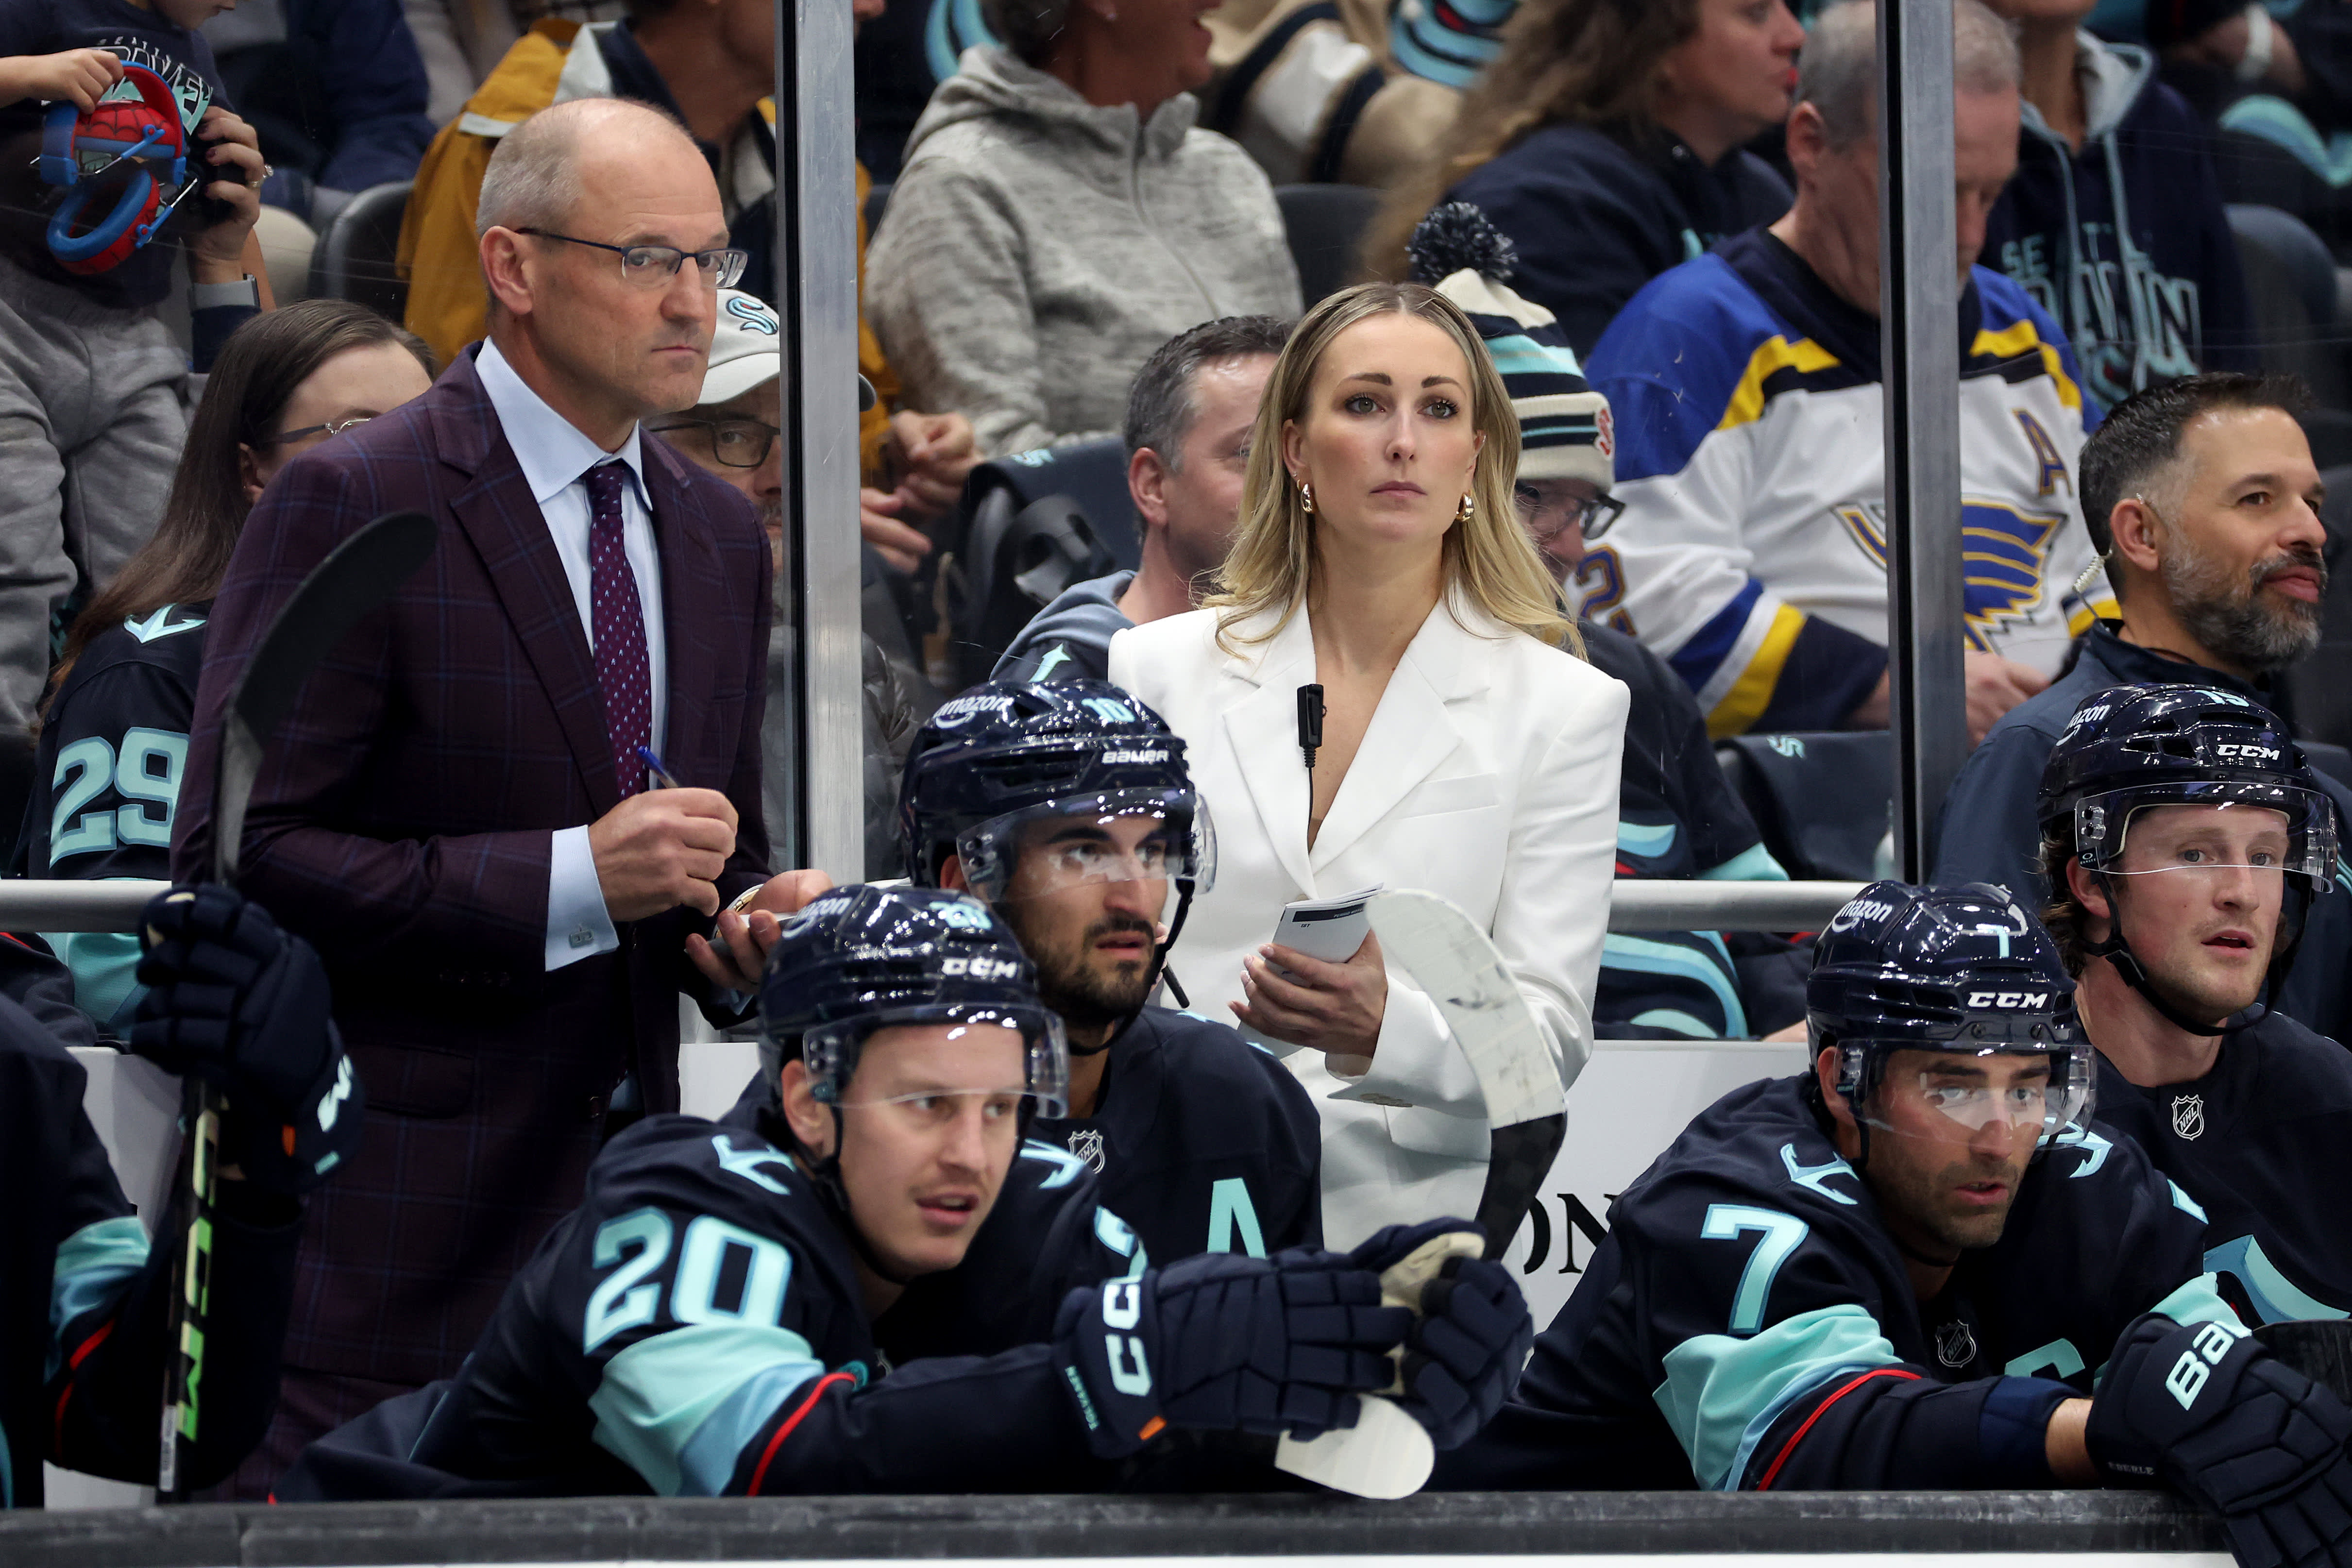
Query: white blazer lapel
[[1306, 600, 1491, 872], [1217, 607, 1318, 896]]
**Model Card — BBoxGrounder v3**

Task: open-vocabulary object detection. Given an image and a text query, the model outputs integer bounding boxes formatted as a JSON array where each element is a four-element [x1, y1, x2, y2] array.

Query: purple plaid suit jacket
[[171, 348, 774, 1384]]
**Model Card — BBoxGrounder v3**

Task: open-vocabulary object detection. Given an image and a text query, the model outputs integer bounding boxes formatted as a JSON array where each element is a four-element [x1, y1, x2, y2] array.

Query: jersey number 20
[[584, 1208, 793, 1352]]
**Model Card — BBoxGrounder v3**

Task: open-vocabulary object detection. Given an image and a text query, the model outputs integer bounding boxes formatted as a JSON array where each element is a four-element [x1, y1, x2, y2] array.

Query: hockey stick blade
[[212, 509, 438, 885], [1367, 888, 1567, 1259], [161, 509, 436, 1500]]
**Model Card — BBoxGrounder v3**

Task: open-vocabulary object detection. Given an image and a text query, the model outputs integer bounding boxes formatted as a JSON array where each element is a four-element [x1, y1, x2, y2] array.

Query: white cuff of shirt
[[546, 825, 619, 971]]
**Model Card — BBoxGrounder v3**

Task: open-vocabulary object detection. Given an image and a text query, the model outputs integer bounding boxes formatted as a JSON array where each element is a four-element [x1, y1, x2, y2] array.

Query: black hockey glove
[[2089, 1312, 2352, 1568], [1346, 1220, 1535, 1450], [1052, 1249, 1412, 1459], [132, 886, 362, 1195]]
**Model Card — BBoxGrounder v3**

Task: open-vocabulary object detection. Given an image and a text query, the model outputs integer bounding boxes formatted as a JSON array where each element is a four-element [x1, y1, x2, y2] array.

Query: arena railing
[[0, 879, 1871, 935], [0, 1485, 2231, 1566]]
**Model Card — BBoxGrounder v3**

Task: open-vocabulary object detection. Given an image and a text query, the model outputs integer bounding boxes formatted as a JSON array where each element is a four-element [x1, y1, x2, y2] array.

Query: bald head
[[476, 98, 708, 240]]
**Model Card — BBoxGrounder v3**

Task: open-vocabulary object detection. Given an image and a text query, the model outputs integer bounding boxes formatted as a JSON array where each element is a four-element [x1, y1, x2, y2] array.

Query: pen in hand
[[636, 744, 680, 791]]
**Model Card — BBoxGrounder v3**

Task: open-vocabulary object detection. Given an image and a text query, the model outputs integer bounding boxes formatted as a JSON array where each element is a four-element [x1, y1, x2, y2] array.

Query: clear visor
[[794, 1003, 1071, 1120], [1848, 1042, 2094, 1149], [2076, 783, 2339, 887], [954, 788, 1216, 904]]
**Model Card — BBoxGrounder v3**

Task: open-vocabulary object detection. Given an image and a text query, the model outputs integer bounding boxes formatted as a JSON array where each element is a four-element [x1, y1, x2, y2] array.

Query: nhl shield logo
[[1935, 1319, 1978, 1369], [1067, 1128, 1106, 1173], [2172, 1095, 2206, 1141]]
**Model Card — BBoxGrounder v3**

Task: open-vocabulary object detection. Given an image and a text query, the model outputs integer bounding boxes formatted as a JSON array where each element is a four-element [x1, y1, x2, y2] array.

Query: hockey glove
[[2089, 1312, 2352, 1568], [1052, 1249, 1412, 1459], [1345, 1219, 1535, 1450], [132, 885, 362, 1195]]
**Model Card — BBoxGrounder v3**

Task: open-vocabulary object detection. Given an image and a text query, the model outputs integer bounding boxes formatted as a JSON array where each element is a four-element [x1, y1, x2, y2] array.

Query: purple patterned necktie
[[584, 462, 651, 797]]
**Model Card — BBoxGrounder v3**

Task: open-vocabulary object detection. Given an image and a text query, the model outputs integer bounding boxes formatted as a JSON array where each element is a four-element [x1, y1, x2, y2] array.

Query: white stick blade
[[1368, 888, 1565, 1127], [1274, 1397, 1434, 1500]]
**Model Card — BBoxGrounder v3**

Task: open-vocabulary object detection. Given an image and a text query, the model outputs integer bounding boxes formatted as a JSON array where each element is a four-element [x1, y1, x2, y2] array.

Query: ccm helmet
[[897, 680, 1214, 1016], [2038, 683, 2338, 1030], [1809, 881, 2093, 1157]]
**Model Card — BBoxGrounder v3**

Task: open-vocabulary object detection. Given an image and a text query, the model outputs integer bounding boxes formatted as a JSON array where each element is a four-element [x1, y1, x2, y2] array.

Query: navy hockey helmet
[[2037, 684, 2338, 1032], [2038, 683, 2338, 894], [1809, 881, 2093, 1151], [757, 883, 1069, 1118]]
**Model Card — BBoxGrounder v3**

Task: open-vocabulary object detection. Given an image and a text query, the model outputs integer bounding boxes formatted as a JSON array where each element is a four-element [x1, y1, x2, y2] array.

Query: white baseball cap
[[701, 288, 877, 411]]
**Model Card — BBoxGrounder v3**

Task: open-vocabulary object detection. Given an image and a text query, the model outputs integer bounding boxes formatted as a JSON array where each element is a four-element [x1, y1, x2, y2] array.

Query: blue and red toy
[[35, 62, 192, 276]]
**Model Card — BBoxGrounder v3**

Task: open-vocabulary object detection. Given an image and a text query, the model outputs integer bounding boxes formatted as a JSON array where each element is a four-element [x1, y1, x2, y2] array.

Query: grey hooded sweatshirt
[[867, 47, 1302, 456]]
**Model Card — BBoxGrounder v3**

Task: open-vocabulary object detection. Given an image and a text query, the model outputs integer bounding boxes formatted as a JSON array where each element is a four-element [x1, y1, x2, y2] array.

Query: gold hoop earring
[[1457, 492, 1474, 523], [1299, 481, 1315, 515]]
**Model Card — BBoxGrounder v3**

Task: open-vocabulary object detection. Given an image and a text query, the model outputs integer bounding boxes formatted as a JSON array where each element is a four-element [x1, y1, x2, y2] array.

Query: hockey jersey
[[11, 604, 209, 1033], [3, 957, 301, 1506], [2094, 1013, 2352, 1326], [1436, 1072, 2226, 1491], [1032, 1004, 1323, 1264], [279, 1111, 1140, 1499], [1581, 229, 2116, 738]]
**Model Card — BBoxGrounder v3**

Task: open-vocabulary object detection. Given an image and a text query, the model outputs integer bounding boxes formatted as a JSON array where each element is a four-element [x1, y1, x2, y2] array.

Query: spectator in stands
[[170, 99, 825, 1493], [401, 0, 980, 572], [1933, 374, 2352, 1056], [1111, 281, 1627, 1246], [1583, 0, 2111, 742], [865, 0, 1302, 456], [15, 302, 435, 1035], [1408, 201, 1808, 1044], [1198, 0, 1499, 189], [1365, 0, 1802, 360], [1979, 0, 2254, 411], [203, 0, 436, 235], [648, 288, 922, 877], [402, 0, 626, 126], [994, 315, 1288, 683], [0, 7, 272, 846]]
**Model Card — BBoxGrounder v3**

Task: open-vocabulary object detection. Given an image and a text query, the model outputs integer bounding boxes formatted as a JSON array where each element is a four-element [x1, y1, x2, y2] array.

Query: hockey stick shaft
[[157, 511, 437, 1501]]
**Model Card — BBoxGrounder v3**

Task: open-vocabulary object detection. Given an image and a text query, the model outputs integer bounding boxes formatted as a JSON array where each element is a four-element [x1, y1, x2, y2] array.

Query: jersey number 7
[[1703, 1205, 1809, 1334]]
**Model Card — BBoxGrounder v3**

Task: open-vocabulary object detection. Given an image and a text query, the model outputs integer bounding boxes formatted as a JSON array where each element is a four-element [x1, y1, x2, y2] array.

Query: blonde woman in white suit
[[1110, 282, 1627, 1248]]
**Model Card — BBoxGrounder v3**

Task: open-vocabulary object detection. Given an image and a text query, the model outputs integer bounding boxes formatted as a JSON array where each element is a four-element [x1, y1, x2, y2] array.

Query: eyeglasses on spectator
[[650, 417, 779, 468], [1513, 482, 1625, 543], [515, 228, 749, 290], [263, 415, 374, 448]]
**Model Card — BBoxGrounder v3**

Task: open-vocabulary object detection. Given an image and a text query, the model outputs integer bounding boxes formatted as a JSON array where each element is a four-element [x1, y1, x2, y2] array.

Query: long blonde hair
[[1205, 282, 1581, 658]]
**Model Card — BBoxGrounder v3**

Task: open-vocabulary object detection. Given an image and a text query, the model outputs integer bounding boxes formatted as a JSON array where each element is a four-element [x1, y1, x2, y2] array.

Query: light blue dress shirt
[[475, 340, 669, 972]]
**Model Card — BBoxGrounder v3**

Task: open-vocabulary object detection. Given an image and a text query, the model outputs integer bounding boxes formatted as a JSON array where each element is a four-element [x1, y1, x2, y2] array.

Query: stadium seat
[[939, 436, 1135, 687], [2227, 204, 2352, 466], [1274, 183, 1380, 307], [1716, 731, 1892, 882], [304, 179, 413, 324]]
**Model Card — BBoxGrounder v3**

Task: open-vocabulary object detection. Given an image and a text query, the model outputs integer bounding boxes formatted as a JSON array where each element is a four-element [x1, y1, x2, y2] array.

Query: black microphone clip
[[1296, 684, 1325, 771]]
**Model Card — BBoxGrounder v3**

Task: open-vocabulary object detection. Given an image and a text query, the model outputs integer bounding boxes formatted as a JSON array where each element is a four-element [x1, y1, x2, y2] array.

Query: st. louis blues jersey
[[1437, 1073, 2225, 1491], [279, 1111, 1138, 1499], [2093, 1012, 2352, 1326], [1579, 230, 2115, 737], [10, 604, 208, 1032], [1032, 1005, 1323, 1265]]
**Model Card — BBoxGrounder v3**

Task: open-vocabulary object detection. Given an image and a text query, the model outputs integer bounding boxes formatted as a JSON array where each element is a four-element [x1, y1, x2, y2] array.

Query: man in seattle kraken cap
[[282, 884, 1455, 1498], [2039, 683, 2352, 1327], [900, 679, 1324, 1266], [1446, 881, 2352, 1568]]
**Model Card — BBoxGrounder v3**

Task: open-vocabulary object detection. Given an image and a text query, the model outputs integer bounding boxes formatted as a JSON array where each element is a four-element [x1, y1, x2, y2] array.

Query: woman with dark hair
[[1365, 0, 1804, 359], [17, 300, 434, 1030]]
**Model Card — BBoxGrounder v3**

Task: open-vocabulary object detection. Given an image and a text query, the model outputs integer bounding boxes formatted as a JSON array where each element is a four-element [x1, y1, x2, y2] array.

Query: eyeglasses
[[649, 417, 778, 468], [516, 228, 749, 290], [264, 414, 373, 447], [1514, 483, 1625, 543]]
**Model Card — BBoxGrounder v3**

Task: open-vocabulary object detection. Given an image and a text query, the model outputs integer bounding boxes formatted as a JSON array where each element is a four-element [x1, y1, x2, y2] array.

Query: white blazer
[[1110, 595, 1628, 1248]]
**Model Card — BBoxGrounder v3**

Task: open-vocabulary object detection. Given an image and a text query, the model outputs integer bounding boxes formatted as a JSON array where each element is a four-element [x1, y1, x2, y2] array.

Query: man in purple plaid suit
[[171, 98, 830, 1494]]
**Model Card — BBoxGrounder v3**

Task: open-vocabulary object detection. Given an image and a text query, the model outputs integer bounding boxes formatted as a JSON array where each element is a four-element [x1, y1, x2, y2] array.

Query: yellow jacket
[[397, 18, 894, 476]]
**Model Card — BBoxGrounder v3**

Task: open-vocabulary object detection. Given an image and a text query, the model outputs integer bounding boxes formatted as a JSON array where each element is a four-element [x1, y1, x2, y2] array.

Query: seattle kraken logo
[[2172, 1095, 2206, 1141], [1067, 1128, 1106, 1173]]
